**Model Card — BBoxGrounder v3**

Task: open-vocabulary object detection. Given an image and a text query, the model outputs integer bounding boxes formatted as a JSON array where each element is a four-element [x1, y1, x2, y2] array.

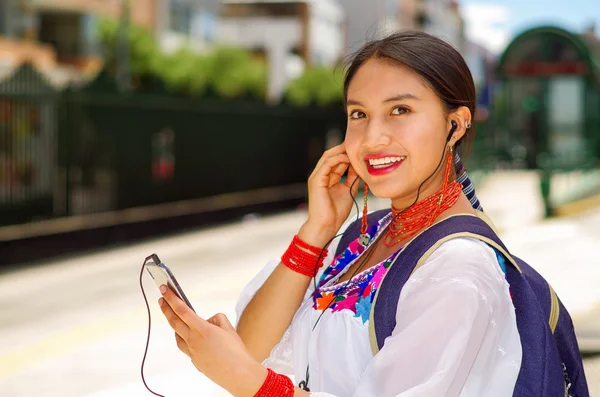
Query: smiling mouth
[[365, 156, 406, 176], [367, 156, 405, 169]]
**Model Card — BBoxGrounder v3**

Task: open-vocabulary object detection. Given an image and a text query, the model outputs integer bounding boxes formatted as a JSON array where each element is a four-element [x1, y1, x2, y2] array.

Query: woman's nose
[[362, 118, 391, 148]]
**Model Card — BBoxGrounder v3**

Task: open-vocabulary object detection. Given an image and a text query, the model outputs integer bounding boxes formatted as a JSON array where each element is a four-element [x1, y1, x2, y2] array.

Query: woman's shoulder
[[415, 236, 508, 287], [432, 235, 496, 256]]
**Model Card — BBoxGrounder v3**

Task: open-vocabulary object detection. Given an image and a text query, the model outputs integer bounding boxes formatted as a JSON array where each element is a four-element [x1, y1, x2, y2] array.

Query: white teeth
[[368, 156, 405, 167]]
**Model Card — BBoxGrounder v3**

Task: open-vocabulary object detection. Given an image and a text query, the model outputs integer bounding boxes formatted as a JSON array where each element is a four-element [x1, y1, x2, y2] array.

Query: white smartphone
[[144, 253, 195, 312]]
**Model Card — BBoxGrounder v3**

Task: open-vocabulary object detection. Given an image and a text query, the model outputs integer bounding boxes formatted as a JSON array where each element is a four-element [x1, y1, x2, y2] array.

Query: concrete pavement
[[1, 171, 600, 396], [0, 211, 305, 397]]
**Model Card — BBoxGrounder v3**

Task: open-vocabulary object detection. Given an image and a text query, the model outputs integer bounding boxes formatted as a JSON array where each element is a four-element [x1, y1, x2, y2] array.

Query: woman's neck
[[384, 177, 465, 247], [389, 178, 444, 211]]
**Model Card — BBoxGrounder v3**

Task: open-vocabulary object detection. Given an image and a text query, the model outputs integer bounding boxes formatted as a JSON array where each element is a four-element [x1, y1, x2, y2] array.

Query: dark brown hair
[[343, 30, 476, 155]]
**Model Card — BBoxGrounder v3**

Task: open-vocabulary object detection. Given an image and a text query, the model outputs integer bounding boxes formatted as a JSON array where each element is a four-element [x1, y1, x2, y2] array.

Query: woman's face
[[344, 57, 463, 208]]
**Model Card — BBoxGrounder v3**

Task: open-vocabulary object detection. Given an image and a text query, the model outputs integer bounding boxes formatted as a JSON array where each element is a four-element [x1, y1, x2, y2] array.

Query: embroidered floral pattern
[[315, 291, 336, 311], [312, 215, 401, 323]]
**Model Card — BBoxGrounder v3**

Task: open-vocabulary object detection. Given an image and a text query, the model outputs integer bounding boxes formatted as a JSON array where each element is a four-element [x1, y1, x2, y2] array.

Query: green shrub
[[284, 66, 344, 107], [155, 47, 212, 95], [206, 46, 267, 99], [96, 17, 161, 77], [96, 18, 267, 99]]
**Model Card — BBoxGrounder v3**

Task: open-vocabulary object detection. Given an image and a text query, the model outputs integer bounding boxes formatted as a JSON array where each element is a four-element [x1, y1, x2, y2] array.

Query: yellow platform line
[[0, 306, 148, 379], [0, 286, 241, 379]]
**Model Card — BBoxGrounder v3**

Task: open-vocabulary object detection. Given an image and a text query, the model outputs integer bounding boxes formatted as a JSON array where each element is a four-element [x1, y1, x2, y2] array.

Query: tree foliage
[[96, 17, 161, 77], [96, 18, 267, 99], [284, 66, 344, 107], [96, 17, 345, 106]]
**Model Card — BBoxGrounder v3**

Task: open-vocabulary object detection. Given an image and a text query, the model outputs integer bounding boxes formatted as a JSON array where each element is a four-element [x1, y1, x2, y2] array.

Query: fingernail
[[160, 285, 167, 294], [158, 298, 164, 307]]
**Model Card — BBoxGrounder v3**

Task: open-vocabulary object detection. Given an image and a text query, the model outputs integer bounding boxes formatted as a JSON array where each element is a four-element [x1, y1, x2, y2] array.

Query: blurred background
[[1, 0, 599, 395]]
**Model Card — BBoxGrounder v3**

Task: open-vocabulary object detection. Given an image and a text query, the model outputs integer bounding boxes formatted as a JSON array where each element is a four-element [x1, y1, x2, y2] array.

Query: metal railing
[[0, 63, 345, 228]]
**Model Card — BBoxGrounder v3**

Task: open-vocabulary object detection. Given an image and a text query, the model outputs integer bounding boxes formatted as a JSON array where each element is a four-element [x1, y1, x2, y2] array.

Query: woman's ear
[[447, 106, 472, 145]]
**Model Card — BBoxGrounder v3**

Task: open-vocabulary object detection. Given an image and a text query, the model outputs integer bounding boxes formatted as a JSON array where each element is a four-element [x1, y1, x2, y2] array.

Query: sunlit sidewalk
[[1, 171, 600, 396]]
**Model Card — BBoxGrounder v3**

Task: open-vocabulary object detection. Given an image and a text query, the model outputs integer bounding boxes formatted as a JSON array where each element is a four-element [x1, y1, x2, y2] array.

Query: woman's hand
[[300, 143, 360, 247], [159, 285, 268, 397]]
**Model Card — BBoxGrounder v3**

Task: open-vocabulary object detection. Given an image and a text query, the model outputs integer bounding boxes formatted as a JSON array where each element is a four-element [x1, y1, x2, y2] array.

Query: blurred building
[[0, 0, 29, 39], [425, 0, 465, 53], [0, 0, 220, 72], [406, 0, 465, 53], [0, 0, 470, 97], [338, 0, 400, 55], [1, 0, 157, 69], [0, 0, 63, 73], [464, 40, 495, 97], [218, 0, 345, 101], [339, 0, 466, 56], [219, 0, 344, 66], [155, 0, 220, 54]]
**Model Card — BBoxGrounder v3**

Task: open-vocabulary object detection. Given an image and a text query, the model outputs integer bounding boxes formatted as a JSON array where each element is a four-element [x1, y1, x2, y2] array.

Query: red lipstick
[[364, 154, 405, 176]]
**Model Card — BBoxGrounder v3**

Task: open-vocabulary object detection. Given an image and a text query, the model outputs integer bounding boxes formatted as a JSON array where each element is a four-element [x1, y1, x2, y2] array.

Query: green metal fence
[[0, 64, 58, 226], [4, 41, 598, 231], [0, 64, 344, 228]]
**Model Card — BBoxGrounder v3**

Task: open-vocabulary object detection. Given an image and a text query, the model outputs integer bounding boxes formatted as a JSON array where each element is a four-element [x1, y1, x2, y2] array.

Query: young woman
[[158, 31, 521, 396]]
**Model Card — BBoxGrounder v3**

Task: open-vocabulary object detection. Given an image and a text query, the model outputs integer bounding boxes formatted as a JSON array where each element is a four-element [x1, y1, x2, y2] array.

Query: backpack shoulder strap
[[334, 209, 390, 258], [368, 213, 526, 354]]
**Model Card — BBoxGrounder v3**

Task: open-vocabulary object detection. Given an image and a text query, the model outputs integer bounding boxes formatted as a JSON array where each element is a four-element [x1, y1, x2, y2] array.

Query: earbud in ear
[[447, 120, 458, 142]]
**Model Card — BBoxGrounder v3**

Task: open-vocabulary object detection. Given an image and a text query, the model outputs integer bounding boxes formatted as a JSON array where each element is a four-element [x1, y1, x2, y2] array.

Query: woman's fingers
[[160, 296, 190, 338], [207, 313, 236, 333], [159, 285, 213, 342], [161, 286, 200, 327], [328, 162, 350, 187], [313, 143, 346, 170], [175, 333, 191, 357], [310, 153, 350, 188], [345, 164, 361, 193]]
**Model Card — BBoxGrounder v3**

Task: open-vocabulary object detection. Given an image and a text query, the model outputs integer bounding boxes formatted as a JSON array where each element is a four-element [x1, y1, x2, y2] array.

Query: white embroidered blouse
[[235, 215, 522, 397]]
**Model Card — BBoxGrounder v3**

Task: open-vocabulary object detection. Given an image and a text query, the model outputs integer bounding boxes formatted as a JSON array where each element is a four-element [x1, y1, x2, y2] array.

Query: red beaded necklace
[[383, 150, 462, 247]]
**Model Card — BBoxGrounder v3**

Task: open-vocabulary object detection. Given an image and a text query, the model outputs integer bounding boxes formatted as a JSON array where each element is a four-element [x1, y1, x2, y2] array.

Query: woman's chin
[[368, 186, 409, 202]]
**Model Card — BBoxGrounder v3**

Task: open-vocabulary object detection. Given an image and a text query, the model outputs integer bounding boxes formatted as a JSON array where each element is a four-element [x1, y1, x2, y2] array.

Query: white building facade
[[217, 0, 345, 101]]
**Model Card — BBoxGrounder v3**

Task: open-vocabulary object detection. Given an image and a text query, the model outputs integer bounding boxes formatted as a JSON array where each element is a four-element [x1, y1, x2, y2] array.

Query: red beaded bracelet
[[291, 235, 323, 255], [253, 368, 295, 397], [281, 235, 328, 278]]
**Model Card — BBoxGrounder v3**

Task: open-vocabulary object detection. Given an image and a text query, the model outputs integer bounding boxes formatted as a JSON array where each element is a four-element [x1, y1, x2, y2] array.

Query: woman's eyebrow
[[382, 93, 419, 103], [346, 93, 419, 107]]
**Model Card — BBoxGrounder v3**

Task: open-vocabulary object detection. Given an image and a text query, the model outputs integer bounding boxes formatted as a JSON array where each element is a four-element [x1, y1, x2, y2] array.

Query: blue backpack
[[335, 209, 589, 397]]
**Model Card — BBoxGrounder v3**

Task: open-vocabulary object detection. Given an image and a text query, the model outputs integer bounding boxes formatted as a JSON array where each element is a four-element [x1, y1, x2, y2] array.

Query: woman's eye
[[391, 106, 409, 115], [349, 110, 366, 119]]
